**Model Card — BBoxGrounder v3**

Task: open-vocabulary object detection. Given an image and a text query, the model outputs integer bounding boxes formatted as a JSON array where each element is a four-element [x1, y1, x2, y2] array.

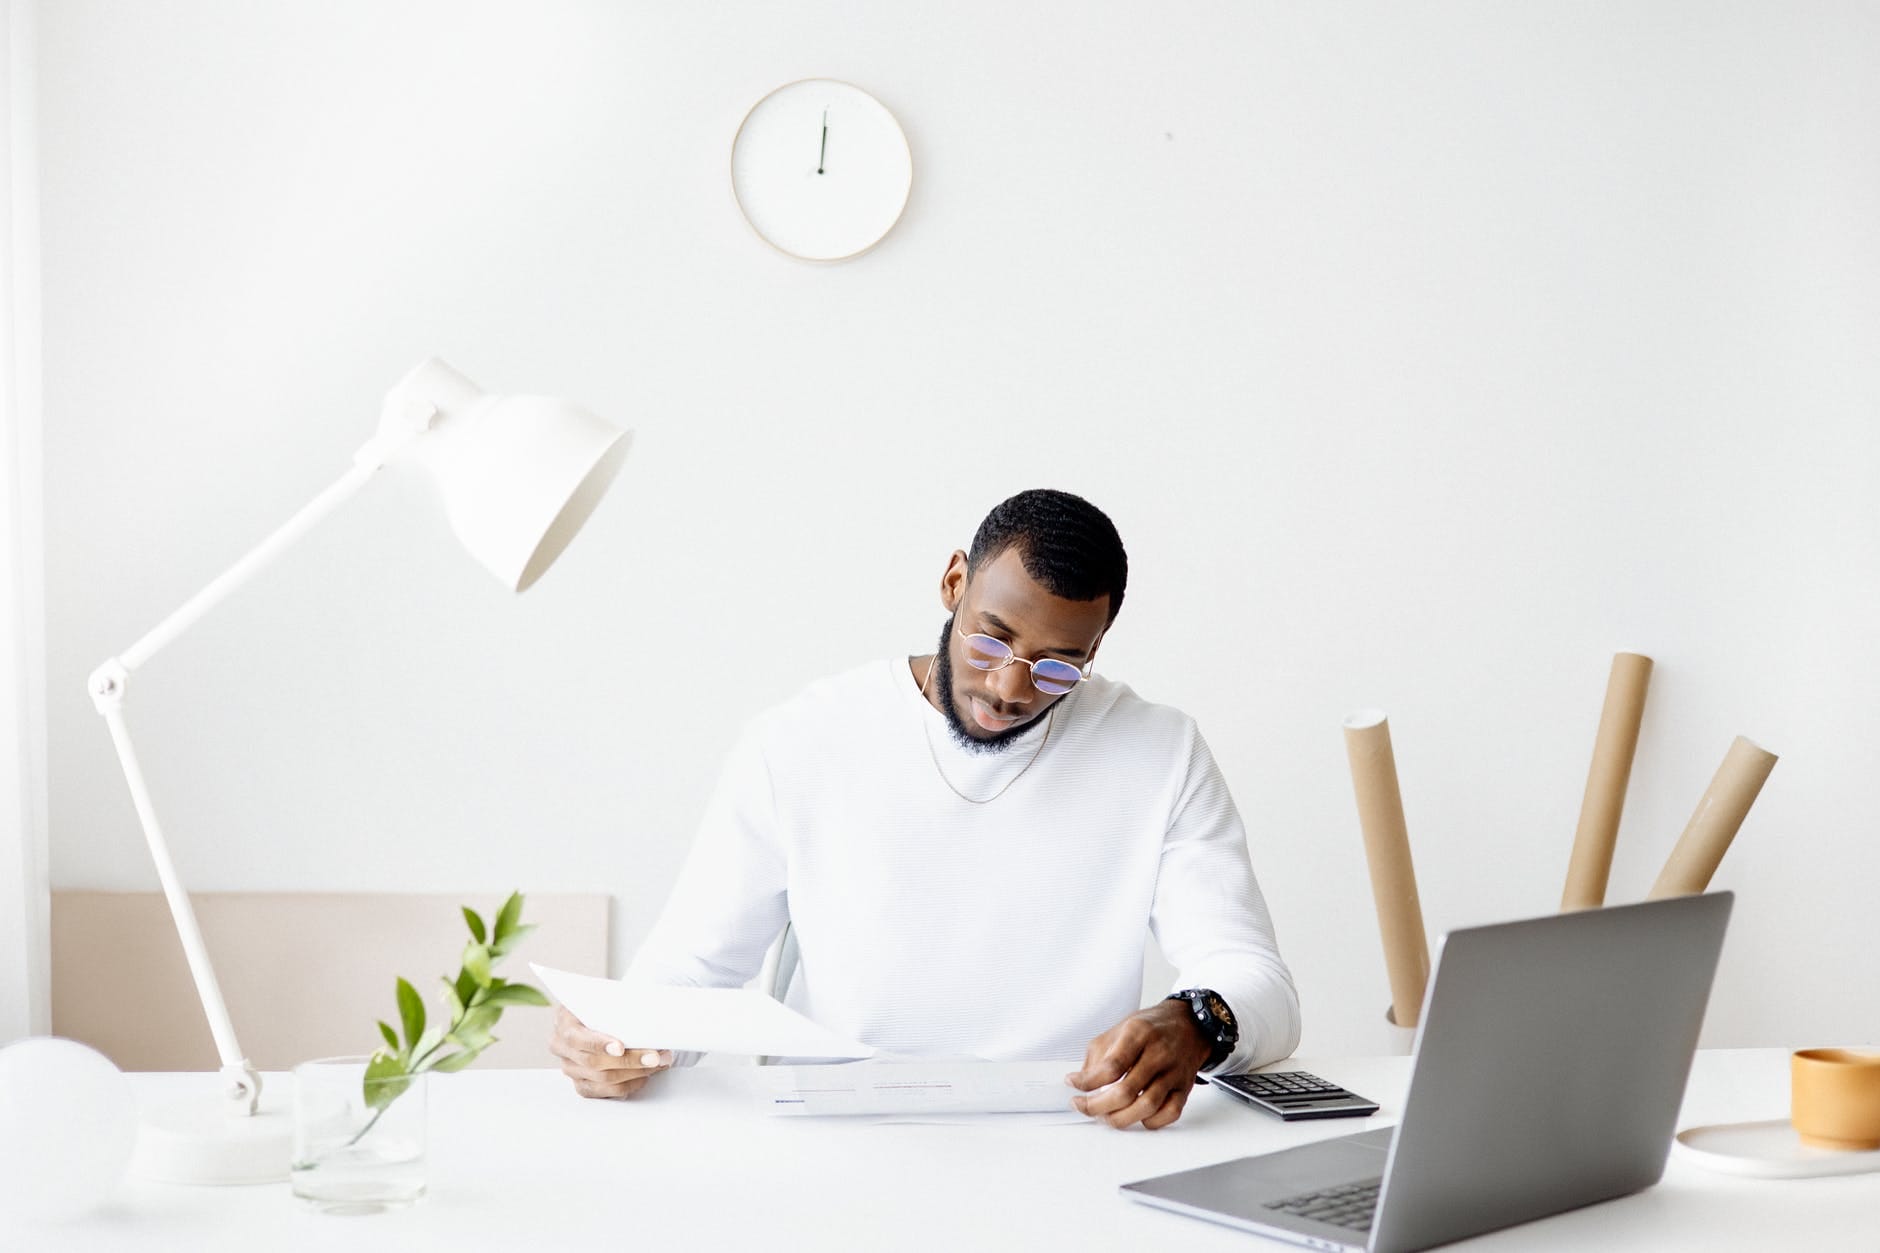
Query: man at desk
[[551, 489, 1300, 1129]]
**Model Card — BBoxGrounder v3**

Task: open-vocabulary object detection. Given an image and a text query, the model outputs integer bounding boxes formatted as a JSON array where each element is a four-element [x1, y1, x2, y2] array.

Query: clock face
[[731, 80, 912, 261]]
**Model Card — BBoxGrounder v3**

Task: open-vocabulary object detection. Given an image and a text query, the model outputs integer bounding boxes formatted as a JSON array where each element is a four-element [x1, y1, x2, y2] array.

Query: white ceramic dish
[[1673, 1119, 1880, 1178]]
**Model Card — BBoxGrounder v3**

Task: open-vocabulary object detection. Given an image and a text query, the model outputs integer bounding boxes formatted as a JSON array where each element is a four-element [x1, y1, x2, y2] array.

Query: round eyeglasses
[[955, 626, 1092, 695]]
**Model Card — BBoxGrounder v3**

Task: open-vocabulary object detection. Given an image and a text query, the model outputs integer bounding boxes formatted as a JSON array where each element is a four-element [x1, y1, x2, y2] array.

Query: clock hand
[[818, 109, 828, 175]]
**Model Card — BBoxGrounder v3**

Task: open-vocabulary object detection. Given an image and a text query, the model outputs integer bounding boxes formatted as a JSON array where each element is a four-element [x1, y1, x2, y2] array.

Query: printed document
[[756, 1059, 1086, 1118], [531, 964, 877, 1059]]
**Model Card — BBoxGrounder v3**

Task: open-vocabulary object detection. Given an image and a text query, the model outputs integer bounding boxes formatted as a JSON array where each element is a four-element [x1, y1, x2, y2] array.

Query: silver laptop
[[1121, 892, 1732, 1253]]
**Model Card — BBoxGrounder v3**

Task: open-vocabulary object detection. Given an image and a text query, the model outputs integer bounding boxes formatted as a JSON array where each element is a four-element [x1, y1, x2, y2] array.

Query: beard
[[932, 617, 1043, 755]]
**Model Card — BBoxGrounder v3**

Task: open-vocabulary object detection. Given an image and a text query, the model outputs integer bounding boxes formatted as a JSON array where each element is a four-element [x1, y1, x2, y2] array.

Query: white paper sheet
[[756, 1060, 1088, 1118], [530, 964, 877, 1060]]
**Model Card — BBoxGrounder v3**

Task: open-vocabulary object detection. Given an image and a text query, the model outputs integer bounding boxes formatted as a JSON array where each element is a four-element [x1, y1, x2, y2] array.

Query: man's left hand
[[1066, 999, 1212, 1130]]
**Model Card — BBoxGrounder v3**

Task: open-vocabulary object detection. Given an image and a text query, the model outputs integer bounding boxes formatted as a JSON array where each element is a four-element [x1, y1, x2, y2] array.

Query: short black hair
[[967, 489, 1128, 625]]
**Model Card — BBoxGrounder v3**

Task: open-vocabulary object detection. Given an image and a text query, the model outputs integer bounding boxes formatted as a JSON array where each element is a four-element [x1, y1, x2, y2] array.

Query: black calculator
[[1202, 1069, 1381, 1120]]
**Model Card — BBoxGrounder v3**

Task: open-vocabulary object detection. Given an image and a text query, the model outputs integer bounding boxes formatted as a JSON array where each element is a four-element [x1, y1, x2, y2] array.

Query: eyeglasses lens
[[961, 634, 1011, 671], [1031, 660, 1082, 694]]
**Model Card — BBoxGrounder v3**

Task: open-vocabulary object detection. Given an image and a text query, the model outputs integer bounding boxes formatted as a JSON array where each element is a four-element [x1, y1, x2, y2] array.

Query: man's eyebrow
[[976, 610, 1090, 661]]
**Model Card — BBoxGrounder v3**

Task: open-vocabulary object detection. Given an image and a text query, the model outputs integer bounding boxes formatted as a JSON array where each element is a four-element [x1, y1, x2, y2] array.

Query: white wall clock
[[730, 79, 913, 262]]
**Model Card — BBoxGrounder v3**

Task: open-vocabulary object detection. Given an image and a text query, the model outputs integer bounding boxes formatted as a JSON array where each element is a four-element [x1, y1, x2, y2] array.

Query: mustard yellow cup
[[1791, 1048, 1880, 1151]]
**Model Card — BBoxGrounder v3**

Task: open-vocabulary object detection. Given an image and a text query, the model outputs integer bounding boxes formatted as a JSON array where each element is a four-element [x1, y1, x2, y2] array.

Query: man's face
[[932, 546, 1110, 750]]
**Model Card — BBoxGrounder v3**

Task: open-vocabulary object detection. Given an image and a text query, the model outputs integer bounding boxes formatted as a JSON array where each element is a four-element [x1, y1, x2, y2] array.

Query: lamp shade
[[380, 359, 630, 591], [0, 1038, 137, 1221]]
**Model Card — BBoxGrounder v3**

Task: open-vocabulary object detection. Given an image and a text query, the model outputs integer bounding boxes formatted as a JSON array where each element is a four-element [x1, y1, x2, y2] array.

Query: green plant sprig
[[357, 891, 549, 1133]]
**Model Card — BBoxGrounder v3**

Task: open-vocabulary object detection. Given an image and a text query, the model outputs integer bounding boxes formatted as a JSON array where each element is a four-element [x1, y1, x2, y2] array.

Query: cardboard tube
[[1648, 736, 1778, 898], [1561, 653, 1654, 911], [1343, 710, 1431, 1028]]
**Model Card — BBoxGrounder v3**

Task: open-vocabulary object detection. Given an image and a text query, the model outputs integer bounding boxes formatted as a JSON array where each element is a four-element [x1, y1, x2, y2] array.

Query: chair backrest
[[763, 921, 800, 1003], [51, 890, 609, 1071], [752, 922, 800, 1065]]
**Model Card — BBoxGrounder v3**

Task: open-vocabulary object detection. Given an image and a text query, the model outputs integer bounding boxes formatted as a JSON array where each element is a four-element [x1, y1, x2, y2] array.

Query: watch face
[[730, 79, 912, 261], [1207, 992, 1237, 1032]]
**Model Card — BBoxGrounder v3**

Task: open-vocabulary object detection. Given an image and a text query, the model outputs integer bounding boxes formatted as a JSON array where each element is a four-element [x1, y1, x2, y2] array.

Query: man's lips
[[969, 697, 1028, 733]]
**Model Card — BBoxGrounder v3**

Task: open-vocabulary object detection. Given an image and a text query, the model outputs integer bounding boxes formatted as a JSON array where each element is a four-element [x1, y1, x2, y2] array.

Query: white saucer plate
[[1673, 1119, 1880, 1179]]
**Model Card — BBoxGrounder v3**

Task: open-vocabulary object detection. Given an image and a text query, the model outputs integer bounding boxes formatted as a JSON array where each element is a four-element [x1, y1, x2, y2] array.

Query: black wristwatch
[[1166, 988, 1239, 1071]]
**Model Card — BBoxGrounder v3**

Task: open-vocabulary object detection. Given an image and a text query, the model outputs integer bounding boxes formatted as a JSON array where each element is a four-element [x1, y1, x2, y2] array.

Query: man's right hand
[[549, 1006, 672, 1099]]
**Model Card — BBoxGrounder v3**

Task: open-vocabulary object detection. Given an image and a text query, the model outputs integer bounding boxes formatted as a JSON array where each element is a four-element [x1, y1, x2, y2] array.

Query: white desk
[[17, 1049, 1874, 1251]]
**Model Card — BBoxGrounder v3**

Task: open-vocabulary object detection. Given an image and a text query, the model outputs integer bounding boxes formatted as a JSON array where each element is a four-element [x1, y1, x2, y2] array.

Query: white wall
[[2, 0, 47, 1041], [34, 1, 1880, 1056]]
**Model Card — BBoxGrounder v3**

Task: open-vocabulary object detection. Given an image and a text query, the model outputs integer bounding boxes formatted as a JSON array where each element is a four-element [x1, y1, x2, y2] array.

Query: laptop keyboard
[[1263, 1177, 1381, 1232]]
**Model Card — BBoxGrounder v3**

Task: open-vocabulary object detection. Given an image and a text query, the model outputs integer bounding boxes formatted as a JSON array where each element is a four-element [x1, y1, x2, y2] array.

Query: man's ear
[[939, 551, 969, 613]]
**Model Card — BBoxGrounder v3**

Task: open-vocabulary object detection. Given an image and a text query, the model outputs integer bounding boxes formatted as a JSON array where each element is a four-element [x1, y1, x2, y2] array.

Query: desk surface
[[18, 1049, 1876, 1251]]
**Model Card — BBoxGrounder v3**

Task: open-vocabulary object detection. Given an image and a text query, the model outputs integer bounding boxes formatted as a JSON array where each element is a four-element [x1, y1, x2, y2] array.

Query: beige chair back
[[52, 891, 608, 1072]]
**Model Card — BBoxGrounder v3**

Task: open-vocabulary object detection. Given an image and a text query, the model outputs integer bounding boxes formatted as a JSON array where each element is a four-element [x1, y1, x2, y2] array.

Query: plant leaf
[[447, 1003, 500, 1050], [490, 923, 537, 962], [441, 974, 465, 1024], [412, 1022, 445, 1064], [454, 967, 478, 1009], [493, 892, 524, 946], [377, 1020, 401, 1053], [480, 982, 550, 1008], [395, 976, 425, 1052], [463, 941, 492, 989], [363, 1050, 412, 1112], [458, 1003, 502, 1039], [428, 1048, 480, 1073], [462, 907, 486, 945]]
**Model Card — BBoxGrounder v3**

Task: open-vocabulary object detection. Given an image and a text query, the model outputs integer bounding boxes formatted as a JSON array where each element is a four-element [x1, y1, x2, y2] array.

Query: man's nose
[[990, 661, 1034, 706]]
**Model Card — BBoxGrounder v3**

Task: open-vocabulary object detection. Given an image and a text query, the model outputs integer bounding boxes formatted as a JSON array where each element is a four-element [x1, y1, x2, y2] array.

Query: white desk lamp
[[85, 359, 629, 1184]]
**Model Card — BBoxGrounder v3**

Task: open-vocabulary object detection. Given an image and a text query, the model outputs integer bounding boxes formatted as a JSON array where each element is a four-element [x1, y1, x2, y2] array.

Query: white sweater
[[627, 658, 1301, 1072]]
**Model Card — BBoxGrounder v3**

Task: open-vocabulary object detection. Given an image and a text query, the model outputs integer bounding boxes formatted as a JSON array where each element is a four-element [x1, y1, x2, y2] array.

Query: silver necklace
[[918, 655, 1056, 805]]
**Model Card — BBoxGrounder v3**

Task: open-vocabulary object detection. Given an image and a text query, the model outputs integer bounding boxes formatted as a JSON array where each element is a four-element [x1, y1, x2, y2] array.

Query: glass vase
[[290, 1055, 427, 1213]]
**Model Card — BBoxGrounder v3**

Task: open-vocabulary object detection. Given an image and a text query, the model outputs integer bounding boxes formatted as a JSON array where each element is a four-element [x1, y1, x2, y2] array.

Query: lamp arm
[[120, 458, 385, 671], [89, 697, 263, 1114], [87, 452, 392, 1116]]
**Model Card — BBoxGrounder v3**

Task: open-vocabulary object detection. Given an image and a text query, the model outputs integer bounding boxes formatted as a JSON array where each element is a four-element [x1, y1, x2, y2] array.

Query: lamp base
[[132, 1095, 293, 1185]]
